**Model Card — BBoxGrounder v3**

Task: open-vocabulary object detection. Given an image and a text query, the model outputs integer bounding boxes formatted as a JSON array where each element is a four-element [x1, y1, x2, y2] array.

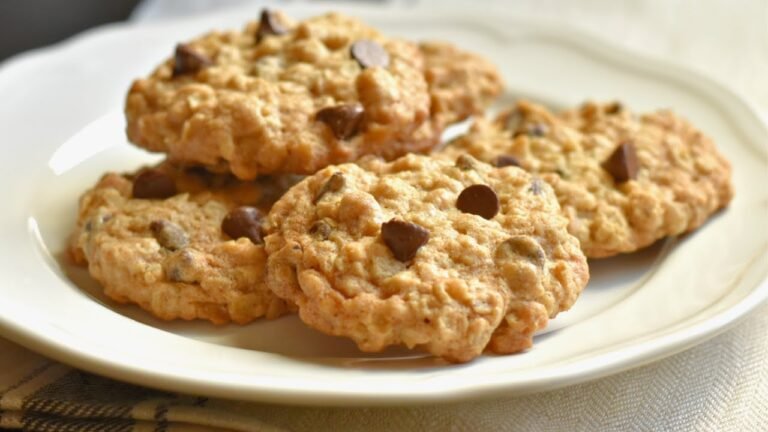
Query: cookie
[[70, 161, 296, 324], [126, 11, 502, 180], [419, 41, 503, 127], [439, 100, 734, 257], [265, 154, 589, 362]]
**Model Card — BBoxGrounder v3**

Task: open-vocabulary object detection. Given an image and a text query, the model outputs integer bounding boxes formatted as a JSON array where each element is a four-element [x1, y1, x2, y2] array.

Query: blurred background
[[0, 0, 139, 61]]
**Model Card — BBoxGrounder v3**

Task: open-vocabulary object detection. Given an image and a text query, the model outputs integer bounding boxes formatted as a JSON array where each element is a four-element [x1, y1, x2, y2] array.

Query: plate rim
[[0, 4, 766, 406]]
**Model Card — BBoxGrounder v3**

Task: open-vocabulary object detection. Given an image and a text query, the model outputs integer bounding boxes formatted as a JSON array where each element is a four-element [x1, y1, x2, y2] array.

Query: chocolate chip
[[150, 220, 189, 251], [309, 220, 333, 239], [602, 141, 639, 183], [84, 213, 111, 233], [172, 44, 212, 77], [529, 178, 544, 195], [605, 102, 623, 114], [133, 169, 177, 199], [554, 168, 569, 179], [350, 40, 389, 68], [313, 172, 345, 203], [456, 184, 500, 219], [222, 206, 263, 244], [316, 104, 365, 140], [256, 9, 288, 41], [526, 123, 549, 137], [455, 154, 477, 170], [381, 219, 429, 262], [495, 236, 546, 266], [494, 155, 521, 168]]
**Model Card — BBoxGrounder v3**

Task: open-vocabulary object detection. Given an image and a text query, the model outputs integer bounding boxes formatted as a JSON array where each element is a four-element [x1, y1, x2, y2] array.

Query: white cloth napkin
[[1, 1, 766, 430]]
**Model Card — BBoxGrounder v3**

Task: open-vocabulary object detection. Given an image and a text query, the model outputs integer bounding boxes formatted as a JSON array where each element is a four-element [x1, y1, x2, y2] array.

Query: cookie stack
[[69, 11, 732, 363]]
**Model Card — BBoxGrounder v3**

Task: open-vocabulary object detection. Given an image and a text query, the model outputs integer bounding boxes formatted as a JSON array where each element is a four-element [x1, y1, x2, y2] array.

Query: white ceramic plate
[[0, 4, 766, 406]]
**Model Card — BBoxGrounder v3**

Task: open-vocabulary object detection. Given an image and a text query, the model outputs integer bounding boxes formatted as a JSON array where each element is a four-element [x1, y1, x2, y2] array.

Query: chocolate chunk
[[456, 184, 500, 219], [495, 236, 546, 266], [602, 141, 639, 183], [150, 220, 189, 251], [455, 154, 478, 170], [494, 155, 521, 168], [529, 178, 544, 195], [133, 169, 177, 199], [605, 102, 623, 114], [350, 40, 389, 68], [316, 104, 365, 140], [313, 172, 346, 203], [222, 206, 263, 244], [172, 44, 212, 77], [256, 9, 288, 41], [381, 219, 429, 262]]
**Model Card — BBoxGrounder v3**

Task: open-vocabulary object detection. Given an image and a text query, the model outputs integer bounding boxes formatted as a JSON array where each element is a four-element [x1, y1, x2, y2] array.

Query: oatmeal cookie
[[265, 154, 588, 362], [439, 100, 734, 257], [420, 41, 503, 127], [70, 161, 295, 324], [126, 11, 502, 179]]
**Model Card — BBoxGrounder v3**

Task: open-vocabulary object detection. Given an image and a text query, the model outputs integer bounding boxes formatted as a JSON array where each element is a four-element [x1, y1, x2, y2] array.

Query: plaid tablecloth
[[2, 302, 767, 431]]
